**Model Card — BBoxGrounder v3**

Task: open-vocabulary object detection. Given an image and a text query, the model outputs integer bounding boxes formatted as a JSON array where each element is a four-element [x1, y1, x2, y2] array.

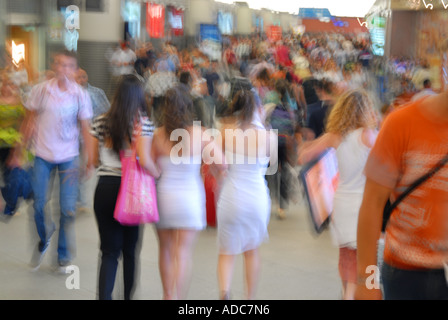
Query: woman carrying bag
[[298, 89, 379, 300], [89, 74, 160, 300]]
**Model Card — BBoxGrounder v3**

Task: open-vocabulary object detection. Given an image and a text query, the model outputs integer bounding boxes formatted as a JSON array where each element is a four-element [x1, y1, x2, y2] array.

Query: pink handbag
[[113, 124, 159, 226]]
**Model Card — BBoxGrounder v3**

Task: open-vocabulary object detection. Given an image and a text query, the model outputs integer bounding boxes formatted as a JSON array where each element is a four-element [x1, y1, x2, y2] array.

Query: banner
[[146, 3, 165, 38], [168, 6, 184, 36], [267, 25, 282, 42], [199, 24, 222, 61]]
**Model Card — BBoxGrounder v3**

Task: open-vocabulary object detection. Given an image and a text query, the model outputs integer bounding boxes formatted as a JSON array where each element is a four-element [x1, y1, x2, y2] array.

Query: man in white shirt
[[109, 41, 137, 77], [10, 50, 93, 271]]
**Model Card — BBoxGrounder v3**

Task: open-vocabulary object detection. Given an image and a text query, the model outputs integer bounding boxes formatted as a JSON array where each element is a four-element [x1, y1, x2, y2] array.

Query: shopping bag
[[113, 136, 159, 226], [202, 164, 217, 227]]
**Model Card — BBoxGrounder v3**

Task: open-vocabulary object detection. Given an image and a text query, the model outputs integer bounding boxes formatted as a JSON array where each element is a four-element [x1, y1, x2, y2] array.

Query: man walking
[[9, 50, 93, 271]]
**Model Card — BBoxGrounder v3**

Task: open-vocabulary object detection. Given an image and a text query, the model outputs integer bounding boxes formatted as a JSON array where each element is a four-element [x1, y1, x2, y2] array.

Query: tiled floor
[[0, 178, 341, 300]]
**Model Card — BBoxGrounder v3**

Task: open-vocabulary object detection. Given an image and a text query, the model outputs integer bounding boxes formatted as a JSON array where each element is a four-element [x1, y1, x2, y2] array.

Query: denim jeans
[[33, 156, 79, 263], [381, 262, 448, 300]]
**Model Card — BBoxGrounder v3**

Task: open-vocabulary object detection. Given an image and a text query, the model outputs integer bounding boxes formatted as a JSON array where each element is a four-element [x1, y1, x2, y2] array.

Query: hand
[[6, 147, 24, 169], [84, 162, 95, 180]]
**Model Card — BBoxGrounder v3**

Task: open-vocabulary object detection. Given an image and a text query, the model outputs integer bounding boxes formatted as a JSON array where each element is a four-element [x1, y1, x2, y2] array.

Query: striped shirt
[[90, 114, 154, 177]]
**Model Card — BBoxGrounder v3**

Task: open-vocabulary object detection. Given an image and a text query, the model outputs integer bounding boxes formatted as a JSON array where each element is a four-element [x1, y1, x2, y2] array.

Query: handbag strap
[[387, 153, 448, 214]]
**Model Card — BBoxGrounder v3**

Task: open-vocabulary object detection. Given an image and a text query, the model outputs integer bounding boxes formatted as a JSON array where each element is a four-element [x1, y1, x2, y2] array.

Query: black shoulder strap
[[386, 153, 448, 215]]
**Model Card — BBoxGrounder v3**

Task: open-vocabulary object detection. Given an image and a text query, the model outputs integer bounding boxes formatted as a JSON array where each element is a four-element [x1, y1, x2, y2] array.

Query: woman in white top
[[138, 86, 226, 300], [298, 89, 378, 300], [217, 89, 277, 300]]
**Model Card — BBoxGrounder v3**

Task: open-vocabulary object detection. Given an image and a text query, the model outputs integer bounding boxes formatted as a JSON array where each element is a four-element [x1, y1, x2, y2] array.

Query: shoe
[[55, 260, 71, 275], [0, 212, 12, 224], [30, 226, 56, 271]]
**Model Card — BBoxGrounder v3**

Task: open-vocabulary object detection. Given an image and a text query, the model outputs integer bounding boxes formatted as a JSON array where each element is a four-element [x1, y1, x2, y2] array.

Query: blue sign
[[200, 24, 222, 43], [298, 8, 332, 19]]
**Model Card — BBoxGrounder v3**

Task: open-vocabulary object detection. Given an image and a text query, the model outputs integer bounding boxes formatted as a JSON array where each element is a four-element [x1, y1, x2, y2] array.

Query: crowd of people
[[0, 30, 447, 301]]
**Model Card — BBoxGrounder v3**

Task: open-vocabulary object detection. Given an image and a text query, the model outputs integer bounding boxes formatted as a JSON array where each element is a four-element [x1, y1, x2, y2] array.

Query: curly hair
[[325, 89, 378, 137]]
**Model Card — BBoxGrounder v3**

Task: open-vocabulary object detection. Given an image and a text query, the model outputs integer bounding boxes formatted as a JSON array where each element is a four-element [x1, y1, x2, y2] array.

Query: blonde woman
[[298, 89, 378, 300]]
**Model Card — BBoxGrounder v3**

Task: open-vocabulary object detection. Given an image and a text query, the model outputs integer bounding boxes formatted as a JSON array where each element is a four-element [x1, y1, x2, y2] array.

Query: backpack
[[269, 104, 295, 146]]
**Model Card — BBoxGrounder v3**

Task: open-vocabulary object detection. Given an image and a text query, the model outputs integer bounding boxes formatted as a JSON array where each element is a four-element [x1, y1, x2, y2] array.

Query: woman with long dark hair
[[89, 74, 159, 300], [139, 86, 226, 299]]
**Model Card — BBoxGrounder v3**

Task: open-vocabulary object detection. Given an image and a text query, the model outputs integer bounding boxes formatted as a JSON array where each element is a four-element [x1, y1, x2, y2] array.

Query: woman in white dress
[[138, 86, 226, 300], [217, 89, 277, 300], [297, 89, 378, 300]]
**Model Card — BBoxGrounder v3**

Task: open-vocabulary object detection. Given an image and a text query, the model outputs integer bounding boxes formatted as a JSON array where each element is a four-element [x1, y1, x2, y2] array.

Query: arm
[[355, 178, 392, 300], [297, 132, 341, 165], [80, 119, 95, 173], [137, 135, 161, 179], [202, 127, 228, 181], [88, 135, 99, 169]]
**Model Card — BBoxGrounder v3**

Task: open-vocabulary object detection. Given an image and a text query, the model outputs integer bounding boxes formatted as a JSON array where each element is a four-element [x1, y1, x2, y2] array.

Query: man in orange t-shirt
[[355, 91, 448, 300]]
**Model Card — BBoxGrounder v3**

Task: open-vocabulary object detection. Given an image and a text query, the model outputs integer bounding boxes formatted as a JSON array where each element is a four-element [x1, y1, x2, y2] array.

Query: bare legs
[[217, 248, 261, 300], [338, 247, 357, 300], [157, 229, 198, 300]]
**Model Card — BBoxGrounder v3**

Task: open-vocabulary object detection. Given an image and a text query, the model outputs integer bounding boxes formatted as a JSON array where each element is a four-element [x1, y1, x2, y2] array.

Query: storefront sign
[[267, 25, 282, 42], [65, 5, 80, 30], [146, 3, 165, 38], [63, 5, 80, 52], [168, 6, 184, 36]]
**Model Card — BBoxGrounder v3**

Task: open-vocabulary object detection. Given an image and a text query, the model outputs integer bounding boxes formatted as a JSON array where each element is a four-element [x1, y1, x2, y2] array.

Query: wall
[[235, 3, 251, 35], [78, 0, 123, 43], [0, 0, 6, 68], [389, 10, 417, 58], [186, 0, 214, 37]]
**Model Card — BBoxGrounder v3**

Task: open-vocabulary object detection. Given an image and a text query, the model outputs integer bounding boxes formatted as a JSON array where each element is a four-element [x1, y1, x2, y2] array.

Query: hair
[[325, 89, 377, 137], [274, 78, 293, 109], [179, 71, 192, 86], [230, 89, 255, 126], [314, 79, 335, 95], [55, 50, 79, 67], [162, 86, 194, 138], [257, 68, 270, 83], [105, 74, 149, 155]]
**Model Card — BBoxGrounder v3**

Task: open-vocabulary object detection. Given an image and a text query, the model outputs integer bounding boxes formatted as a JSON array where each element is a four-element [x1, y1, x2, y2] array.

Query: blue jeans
[[33, 156, 79, 263], [381, 262, 448, 300]]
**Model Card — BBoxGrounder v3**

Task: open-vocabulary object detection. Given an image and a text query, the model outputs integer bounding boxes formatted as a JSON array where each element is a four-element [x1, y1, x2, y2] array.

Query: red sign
[[268, 25, 282, 42], [146, 3, 165, 38], [168, 6, 184, 36]]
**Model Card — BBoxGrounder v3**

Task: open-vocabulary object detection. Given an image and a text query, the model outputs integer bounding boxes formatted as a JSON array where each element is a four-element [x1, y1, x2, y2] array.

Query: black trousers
[[93, 176, 140, 300]]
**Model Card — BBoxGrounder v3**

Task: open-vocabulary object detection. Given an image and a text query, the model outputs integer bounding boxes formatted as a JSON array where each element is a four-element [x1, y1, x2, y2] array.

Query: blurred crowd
[[0, 29, 446, 301]]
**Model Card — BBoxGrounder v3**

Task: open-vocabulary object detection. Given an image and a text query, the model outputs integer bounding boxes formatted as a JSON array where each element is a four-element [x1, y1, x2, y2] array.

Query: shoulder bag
[[382, 153, 448, 231]]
